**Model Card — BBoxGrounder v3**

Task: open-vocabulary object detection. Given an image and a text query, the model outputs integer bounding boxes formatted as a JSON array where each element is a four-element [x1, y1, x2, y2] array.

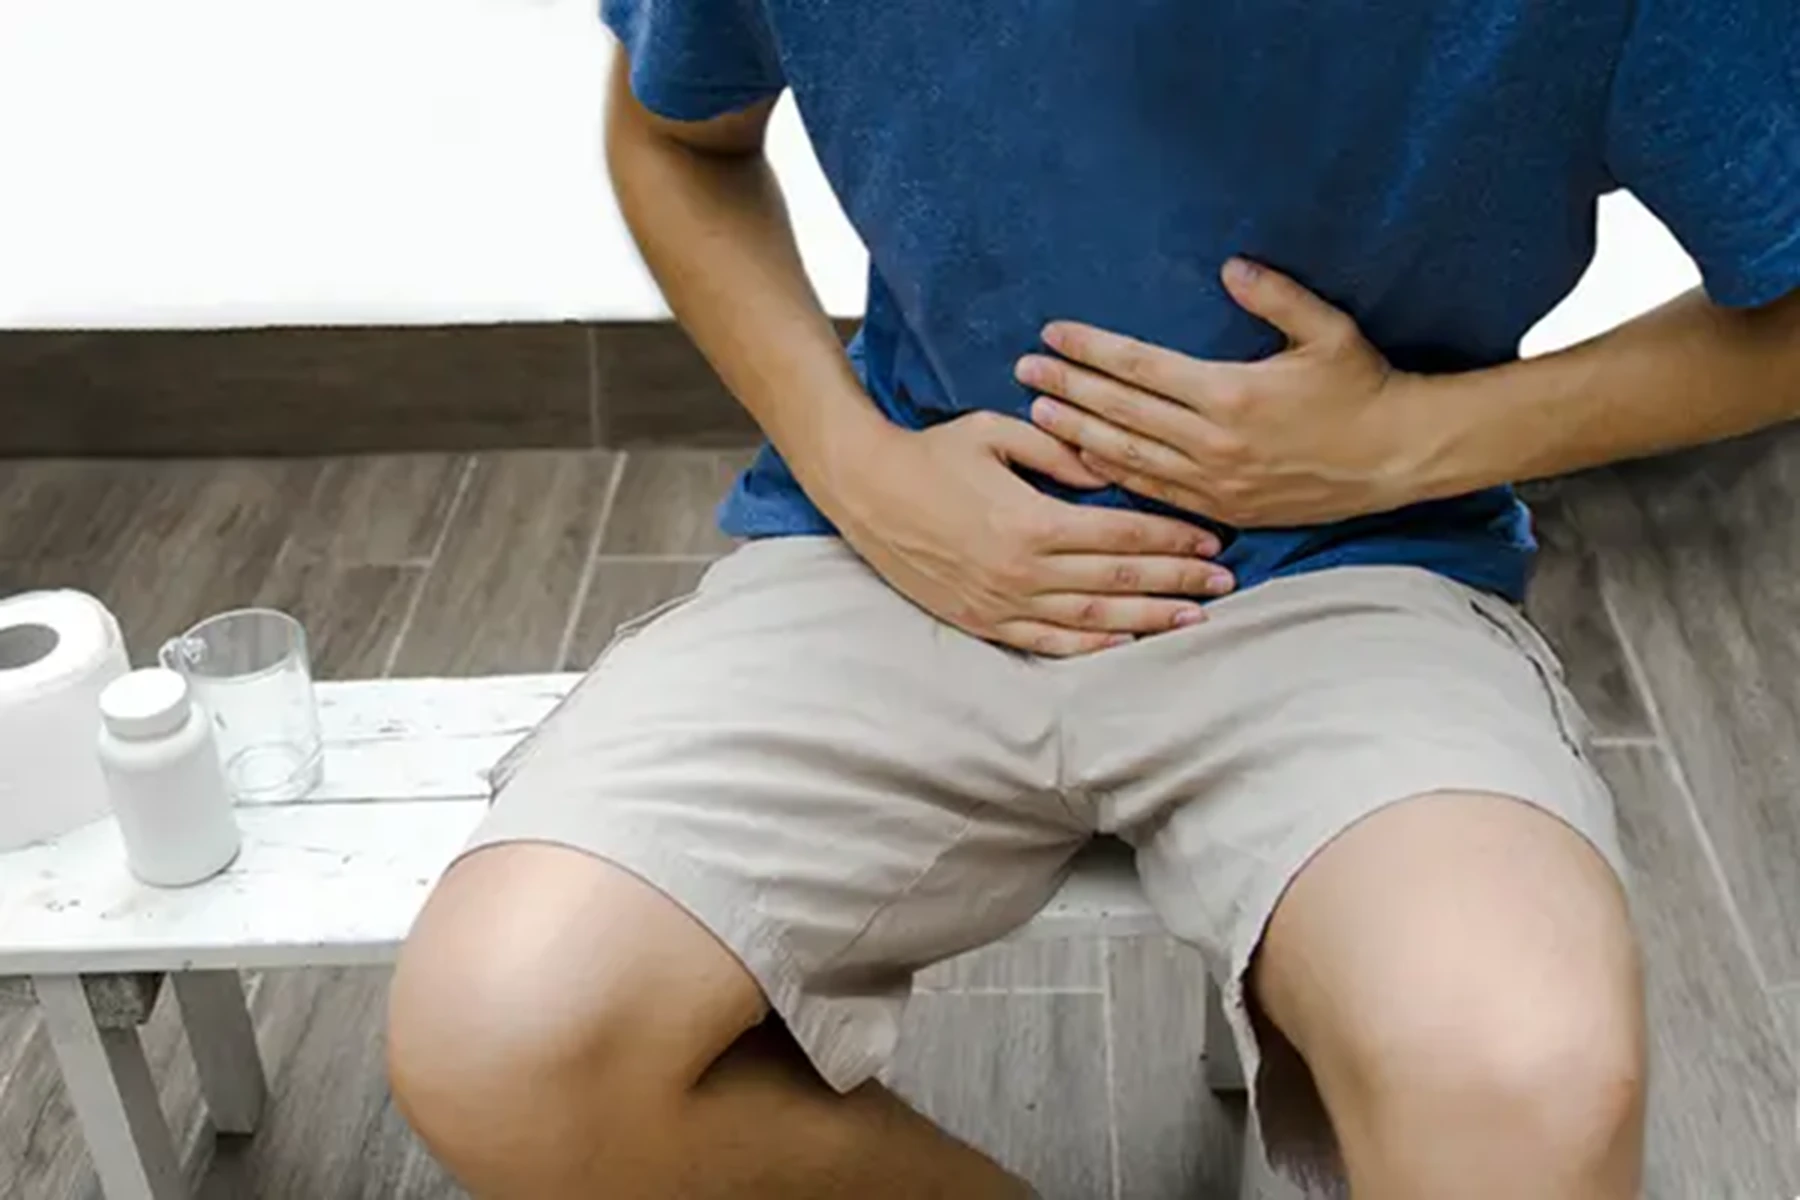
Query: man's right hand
[[822, 411, 1237, 657], [604, 76, 1230, 652]]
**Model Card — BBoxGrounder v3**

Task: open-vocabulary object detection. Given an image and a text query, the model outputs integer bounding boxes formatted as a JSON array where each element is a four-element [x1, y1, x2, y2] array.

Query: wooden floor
[[2, 437, 1798, 1198]]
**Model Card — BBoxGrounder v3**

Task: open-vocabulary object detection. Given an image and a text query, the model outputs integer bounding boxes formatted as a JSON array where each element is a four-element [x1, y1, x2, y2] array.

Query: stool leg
[[1204, 972, 1248, 1094], [34, 974, 186, 1200], [170, 971, 265, 1135]]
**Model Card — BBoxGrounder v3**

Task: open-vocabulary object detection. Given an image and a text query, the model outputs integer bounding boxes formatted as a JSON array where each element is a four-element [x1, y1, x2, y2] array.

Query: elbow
[[605, 51, 777, 164]]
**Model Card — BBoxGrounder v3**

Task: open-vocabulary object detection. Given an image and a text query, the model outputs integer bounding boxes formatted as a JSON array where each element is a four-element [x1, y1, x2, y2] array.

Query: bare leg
[[388, 843, 1026, 1199], [1253, 792, 1646, 1199]]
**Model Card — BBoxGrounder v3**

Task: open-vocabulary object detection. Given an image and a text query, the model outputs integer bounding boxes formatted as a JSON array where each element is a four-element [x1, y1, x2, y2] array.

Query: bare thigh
[[1253, 792, 1644, 1180], [391, 840, 1033, 1200], [1255, 791, 1638, 1065], [392, 840, 766, 1115]]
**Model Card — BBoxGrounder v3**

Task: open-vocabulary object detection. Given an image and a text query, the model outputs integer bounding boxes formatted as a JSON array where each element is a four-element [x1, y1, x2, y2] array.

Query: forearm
[[1413, 287, 1800, 495], [605, 70, 889, 509]]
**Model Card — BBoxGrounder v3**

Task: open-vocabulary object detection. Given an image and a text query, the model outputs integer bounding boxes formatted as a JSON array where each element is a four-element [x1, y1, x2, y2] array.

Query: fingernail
[[1107, 633, 1136, 648], [1207, 569, 1237, 595], [1042, 323, 1069, 350], [1227, 257, 1260, 285], [1014, 356, 1044, 385], [1032, 396, 1062, 421], [1173, 608, 1205, 628], [1192, 535, 1220, 557]]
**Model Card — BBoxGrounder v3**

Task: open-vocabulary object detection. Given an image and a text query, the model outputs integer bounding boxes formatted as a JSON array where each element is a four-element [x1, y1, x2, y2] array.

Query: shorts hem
[[453, 819, 893, 1095]]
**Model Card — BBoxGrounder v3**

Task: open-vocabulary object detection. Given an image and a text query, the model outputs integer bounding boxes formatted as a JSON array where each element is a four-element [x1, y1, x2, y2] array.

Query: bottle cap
[[100, 668, 194, 741]]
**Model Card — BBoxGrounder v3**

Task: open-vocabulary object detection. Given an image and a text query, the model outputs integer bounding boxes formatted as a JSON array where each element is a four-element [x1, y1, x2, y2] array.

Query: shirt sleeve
[[602, 0, 786, 122], [1603, 0, 1800, 307]]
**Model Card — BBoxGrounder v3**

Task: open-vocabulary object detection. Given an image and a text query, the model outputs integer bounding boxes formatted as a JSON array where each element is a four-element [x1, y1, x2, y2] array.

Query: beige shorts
[[467, 537, 1624, 1186]]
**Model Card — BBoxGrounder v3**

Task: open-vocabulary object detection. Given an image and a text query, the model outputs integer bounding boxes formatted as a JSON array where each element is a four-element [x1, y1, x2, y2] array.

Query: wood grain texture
[[0, 326, 592, 457], [254, 555, 422, 680], [1106, 936, 1247, 1200], [1566, 441, 1800, 984], [6, 451, 1798, 1198], [0, 460, 171, 562], [563, 558, 711, 669], [0, 462, 418, 677], [0, 800, 490, 975], [169, 973, 264, 1136], [0, 460, 326, 659], [33, 974, 187, 1200], [0, 976, 224, 1200], [0, 1006, 33, 1079], [1776, 985, 1800, 1070], [392, 451, 619, 676], [887, 992, 1111, 1200], [591, 321, 856, 448], [1518, 482, 1652, 739], [0, 969, 457, 1200], [914, 936, 1103, 993], [1596, 745, 1800, 1196], [597, 449, 757, 556], [591, 323, 763, 447], [195, 968, 457, 1200], [289, 456, 471, 565]]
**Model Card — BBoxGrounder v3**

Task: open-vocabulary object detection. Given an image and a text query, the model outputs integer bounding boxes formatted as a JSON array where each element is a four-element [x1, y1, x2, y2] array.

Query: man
[[387, 1, 1800, 1195]]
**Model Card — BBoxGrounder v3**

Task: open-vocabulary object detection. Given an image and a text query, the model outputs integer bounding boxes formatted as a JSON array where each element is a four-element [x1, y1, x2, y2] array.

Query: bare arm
[[603, 50, 884, 507], [604, 48, 1233, 654], [1417, 286, 1800, 495], [1014, 259, 1800, 528]]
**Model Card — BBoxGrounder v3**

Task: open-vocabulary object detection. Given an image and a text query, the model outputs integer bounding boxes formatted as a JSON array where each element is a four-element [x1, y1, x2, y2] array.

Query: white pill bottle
[[97, 668, 242, 886]]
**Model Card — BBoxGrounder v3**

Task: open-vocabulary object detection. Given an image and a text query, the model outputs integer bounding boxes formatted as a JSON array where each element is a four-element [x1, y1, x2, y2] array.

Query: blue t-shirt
[[605, 0, 1800, 601]]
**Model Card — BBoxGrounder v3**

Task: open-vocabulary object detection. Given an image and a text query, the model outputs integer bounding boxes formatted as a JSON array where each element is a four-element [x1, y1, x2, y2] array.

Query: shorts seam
[[484, 588, 702, 795], [813, 805, 981, 974], [1454, 591, 1593, 760]]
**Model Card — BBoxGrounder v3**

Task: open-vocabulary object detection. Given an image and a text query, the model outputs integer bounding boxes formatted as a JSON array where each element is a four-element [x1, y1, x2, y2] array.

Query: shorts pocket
[[1454, 586, 1594, 760]]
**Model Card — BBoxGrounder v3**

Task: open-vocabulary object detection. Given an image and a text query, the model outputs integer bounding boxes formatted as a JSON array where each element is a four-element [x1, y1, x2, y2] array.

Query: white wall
[[0, 0, 1696, 343], [1523, 192, 1701, 357]]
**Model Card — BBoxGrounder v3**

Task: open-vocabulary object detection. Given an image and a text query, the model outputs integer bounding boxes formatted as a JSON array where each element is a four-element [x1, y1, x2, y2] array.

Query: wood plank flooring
[[1775, 985, 1800, 1066], [1, 447, 1796, 1198], [1556, 436, 1800, 987]]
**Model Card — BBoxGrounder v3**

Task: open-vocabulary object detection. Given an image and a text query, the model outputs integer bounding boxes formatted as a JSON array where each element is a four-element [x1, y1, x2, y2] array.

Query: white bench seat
[[1, 676, 1158, 979]]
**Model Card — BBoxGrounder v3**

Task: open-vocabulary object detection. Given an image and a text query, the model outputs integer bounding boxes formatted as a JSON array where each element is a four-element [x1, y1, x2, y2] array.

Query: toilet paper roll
[[0, 590, 131, 851]]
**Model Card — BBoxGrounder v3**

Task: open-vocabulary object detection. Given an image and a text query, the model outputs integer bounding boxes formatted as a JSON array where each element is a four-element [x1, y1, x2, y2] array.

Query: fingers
[[989, 620, 1130, 659], [1028, 395, 1194, 486], [978, 413, 1109, 489], [1044, 554, 1236, 598], [1078, 453, 1217, 517], [992, 582, 1223, 656], [1221, 257, 1357, 347], [1036, 321, 1205, 399], [1029, 593, 1205, 634], [1047, 504, 1221, 557], [1014, 354, 1200, 440]]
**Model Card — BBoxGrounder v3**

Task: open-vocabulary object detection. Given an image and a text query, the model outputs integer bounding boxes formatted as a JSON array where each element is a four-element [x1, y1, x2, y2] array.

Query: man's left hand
[[1016, 258, 1442, 528]]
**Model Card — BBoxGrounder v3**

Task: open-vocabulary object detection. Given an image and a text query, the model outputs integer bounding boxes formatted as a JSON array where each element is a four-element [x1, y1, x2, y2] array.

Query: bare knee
[[1257, 793, 1646, 1188], [1348, 977, 1646, 1170], [387, 844, 763, 1187]]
